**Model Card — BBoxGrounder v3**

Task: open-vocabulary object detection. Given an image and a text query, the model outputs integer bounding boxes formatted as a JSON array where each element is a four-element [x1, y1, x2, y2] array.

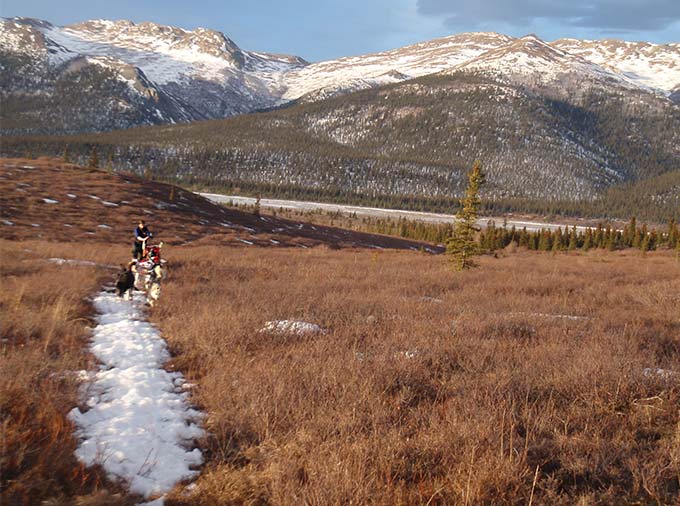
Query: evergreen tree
[[639, 223, 648, 250], [594, 224, 604, 248], [649, 230, 659, 250], [62, 145, 70, 163], [519, 227, 529, 248], [606, 231, 616, 251], [552, 228, 561, 253], [538, 229, 552, 251], [640, 234, 650, 252], [666, 218, 678, 249], [633, 223, 642, 248], [583, 228, 593, 251], [603, 225, 612, 250], [568, 226, 578, 250], [447, 160, 484, 270], [485, 220, 496, 252], [88, 146, 99, 168], [625, 217, 637, 247]]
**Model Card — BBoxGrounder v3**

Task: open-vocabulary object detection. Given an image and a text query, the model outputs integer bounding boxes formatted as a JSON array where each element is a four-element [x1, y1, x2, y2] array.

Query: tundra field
[[152, 246, 680, 506], [1, 159, 679, 505], [2, 240, 679, 505]]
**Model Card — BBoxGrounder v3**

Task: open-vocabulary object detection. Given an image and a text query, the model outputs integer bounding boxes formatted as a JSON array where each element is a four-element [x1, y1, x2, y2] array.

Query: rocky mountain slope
[[1, 17, 678, 134]]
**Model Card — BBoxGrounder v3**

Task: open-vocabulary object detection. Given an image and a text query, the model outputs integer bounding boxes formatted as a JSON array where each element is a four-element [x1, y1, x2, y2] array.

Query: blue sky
[[1, 0, 679, 61]]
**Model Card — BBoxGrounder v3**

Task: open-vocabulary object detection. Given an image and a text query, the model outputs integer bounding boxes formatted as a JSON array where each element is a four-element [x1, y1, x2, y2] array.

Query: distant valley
[[1, 17, 679, 222]]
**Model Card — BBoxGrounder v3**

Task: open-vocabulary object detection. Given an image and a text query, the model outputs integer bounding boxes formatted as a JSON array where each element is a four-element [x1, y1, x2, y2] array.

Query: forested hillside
[[4, 71, 679, 222]]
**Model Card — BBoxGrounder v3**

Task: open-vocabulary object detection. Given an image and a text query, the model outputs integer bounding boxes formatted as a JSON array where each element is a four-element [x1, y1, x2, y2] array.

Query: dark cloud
[[417, 0, 680, 32]]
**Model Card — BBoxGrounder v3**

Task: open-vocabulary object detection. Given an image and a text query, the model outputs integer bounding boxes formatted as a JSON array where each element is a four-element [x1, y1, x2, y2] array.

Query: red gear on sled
[[144, 245, 162, 265]]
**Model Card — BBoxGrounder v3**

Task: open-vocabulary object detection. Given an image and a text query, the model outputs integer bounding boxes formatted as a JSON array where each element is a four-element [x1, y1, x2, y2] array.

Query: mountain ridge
[[1, 16, 678, 134]]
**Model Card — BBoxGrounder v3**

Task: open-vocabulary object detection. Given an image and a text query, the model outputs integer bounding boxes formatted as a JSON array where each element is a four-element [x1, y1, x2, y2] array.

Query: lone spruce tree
[[88, 146, 99, 169], [447, 160, 485, 270]]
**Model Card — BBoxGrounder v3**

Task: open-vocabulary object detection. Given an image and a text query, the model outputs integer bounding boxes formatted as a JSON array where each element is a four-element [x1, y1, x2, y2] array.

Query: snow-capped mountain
[[1, 16, 678, 134], [448, 35, 645, 94], [0, 17, 307, 131], [279, 32, 514, 101], [552, 38, 680, 95]]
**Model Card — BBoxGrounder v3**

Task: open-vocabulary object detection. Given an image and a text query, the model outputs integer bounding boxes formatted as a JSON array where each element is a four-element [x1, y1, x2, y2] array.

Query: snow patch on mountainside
[[553, 38, 680, 94]]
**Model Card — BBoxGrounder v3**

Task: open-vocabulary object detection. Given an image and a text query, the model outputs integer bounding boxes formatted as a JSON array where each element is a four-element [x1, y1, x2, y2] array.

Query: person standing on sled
[[132, 220, 152, 260]]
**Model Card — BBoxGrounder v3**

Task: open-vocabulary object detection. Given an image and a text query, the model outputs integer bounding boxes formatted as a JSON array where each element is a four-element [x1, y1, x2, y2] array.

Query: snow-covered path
[[69, 292, 204, 501]]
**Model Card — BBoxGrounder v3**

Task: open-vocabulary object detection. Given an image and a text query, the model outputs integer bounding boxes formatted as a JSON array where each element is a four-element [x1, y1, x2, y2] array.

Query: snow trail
[[70, 292, 204, 501]]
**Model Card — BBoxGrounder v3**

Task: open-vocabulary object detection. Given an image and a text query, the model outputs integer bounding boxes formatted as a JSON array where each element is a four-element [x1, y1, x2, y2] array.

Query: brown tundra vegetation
[[154, 246, 680, 506], [0, 240, 133, 505], [1, 159, 679, 505]]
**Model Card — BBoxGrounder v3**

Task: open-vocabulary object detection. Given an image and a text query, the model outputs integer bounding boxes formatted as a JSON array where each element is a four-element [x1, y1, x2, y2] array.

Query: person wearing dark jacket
[[132, 220, 152, 260]]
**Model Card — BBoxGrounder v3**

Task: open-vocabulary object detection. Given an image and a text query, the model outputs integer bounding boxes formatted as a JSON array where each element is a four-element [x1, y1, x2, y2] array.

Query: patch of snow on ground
[[69, 292, 204, 500], [395, 349, 419, 359], [509, 312, 589, 321], [42, 198, 59, 204], [643, 368, 676, 379], [103, 201, 119, 207], [2, 220, 14, 226], [47, 257, 118, 269], [420, 296, 443, 303], [260, 320, 324, 335], [67, 193, 77, 198], [98, 224, 112, 229], [237, 238, 254, 245]]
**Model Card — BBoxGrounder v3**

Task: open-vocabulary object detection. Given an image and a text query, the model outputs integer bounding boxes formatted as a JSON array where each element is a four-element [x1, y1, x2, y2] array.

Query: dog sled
[[134, 240, 166, 306], [116, 238, 166, 306]]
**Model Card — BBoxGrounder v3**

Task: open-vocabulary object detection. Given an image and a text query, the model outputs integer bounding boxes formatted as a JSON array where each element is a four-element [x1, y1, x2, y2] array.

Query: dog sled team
[[115, 220, 165, 306]]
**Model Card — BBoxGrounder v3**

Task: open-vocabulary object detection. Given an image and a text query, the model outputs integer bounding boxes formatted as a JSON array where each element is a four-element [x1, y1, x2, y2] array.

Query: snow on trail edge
[[69, 292, 204, 500]]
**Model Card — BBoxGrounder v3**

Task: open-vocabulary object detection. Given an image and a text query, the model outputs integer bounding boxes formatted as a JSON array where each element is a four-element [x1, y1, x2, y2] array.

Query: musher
[[132, 219, 152, 260]]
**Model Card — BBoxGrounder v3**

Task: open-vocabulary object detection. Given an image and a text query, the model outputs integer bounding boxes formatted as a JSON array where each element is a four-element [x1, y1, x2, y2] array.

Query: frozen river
[[199, 193, 593, 233]]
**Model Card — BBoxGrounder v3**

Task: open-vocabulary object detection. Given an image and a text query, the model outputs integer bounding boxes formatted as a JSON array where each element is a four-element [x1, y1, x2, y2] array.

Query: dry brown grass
[[0, 240, 134, 506], [152, 247, 680, 505]]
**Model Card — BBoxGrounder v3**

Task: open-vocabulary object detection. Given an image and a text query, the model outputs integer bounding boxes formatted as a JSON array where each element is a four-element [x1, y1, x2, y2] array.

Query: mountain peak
[[174, 26, 243, 63], [1, 17, 678, 136]]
